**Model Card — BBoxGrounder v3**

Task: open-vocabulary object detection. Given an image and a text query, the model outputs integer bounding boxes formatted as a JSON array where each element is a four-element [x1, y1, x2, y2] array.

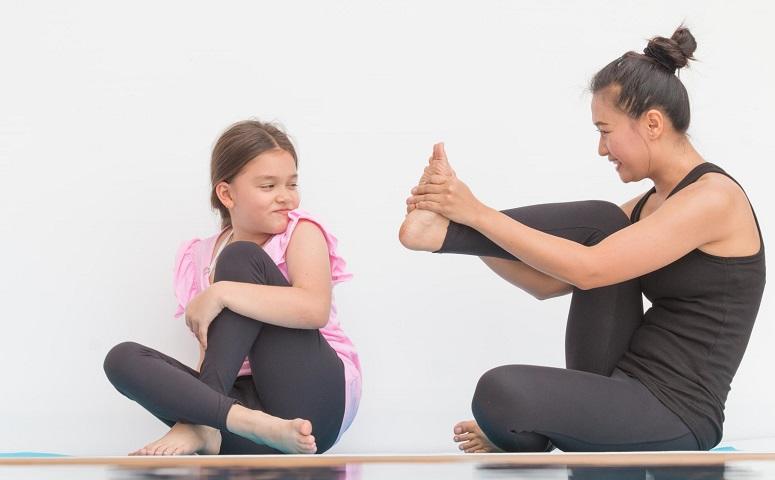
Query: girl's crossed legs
[[104, 241, 345, 455]]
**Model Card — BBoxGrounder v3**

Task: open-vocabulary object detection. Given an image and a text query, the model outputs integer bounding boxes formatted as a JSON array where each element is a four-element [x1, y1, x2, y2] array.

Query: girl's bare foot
[[226, 404, 317, 454], [453, 419, 503, 453], [129, 422, 221, 456]]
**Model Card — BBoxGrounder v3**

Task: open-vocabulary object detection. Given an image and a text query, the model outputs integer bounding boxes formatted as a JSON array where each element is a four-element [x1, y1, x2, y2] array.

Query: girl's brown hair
[[210, 120, 298, 229]]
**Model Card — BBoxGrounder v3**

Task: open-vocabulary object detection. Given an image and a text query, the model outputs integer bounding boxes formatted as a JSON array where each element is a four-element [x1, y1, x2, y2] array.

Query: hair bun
[[643, 26, 697, 73]]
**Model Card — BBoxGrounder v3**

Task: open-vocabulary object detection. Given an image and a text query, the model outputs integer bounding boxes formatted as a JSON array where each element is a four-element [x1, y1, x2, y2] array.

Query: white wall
[[1, 0, 772, 454]]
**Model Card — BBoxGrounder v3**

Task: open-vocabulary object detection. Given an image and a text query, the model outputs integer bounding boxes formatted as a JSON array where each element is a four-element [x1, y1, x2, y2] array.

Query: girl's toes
[[295, 419, 313, 436]]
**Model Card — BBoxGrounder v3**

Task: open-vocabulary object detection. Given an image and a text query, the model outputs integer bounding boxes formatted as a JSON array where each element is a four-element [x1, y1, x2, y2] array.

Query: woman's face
[[591, 90, 652, 183], [225, 148, 300, 235]]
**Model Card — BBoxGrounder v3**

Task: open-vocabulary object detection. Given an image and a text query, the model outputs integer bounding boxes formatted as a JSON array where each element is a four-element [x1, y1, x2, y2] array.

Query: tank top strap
[[667, 162, 765, 251], [630, 187, 656, 223], [666, 162, 727, 200]]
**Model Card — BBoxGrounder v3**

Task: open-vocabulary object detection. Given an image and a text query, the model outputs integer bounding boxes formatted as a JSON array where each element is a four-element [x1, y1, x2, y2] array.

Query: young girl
[[104, 120, 361, 455], [400, 26, 764, 452]]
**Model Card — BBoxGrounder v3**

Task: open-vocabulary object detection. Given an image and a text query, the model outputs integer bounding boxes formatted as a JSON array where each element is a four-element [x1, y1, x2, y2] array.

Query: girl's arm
[[213, 220, 332, 329]]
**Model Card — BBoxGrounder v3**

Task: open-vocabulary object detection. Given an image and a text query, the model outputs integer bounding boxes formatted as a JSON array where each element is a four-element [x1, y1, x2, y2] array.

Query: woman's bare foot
[[226, 404, 317, 454], [399, 142, 455, 251], [129, 422, 221, 456], [399, 209, 449, 252], [453, 419, 503, 453]]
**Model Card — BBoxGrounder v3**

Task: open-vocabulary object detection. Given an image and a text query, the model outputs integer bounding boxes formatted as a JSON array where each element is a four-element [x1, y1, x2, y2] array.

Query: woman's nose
[[598, 136, 608, 157]]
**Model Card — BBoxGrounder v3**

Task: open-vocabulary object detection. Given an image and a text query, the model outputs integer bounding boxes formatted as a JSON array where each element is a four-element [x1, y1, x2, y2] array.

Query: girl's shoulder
[[269, 208, 353, 284]]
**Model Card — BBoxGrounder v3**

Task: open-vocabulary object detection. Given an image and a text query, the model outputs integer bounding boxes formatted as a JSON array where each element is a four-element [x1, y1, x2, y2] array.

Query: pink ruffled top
[[172, 209, 361, 439]]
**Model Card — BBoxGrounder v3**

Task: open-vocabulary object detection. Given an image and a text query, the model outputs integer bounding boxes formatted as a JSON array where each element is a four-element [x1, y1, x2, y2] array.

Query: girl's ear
[[215, 181, 234, 209]]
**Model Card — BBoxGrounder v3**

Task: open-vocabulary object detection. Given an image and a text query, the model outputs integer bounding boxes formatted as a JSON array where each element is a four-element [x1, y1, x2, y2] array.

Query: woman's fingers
[[414, 201, 444, 215], [407, 194, 446, 207], [412, 183, 446, 195]]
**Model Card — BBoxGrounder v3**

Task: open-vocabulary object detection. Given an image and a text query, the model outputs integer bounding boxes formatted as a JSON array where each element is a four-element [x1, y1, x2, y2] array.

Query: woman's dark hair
[[210, 120, 298, 228], [591, 25, 697, 133]]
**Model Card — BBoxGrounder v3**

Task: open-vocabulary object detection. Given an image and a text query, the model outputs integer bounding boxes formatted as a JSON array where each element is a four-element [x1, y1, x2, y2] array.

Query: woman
[[400, 26, 764, 452]]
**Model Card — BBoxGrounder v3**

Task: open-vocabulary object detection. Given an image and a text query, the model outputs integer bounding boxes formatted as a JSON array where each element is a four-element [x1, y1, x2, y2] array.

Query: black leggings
[[438, 200, 699, 452], [104, 241, 346, 454]]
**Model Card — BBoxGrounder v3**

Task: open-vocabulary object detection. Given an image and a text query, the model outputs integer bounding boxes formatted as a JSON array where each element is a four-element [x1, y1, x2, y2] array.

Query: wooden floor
[[1, 451, 775, 467], [2, 452, 775, 479]]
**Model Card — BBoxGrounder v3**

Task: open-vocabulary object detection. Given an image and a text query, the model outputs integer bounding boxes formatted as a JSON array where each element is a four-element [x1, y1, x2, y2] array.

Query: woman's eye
[[260, 185, 274, 189]]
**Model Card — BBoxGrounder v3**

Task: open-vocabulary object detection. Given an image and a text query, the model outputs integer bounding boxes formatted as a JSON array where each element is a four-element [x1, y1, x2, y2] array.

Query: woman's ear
[[644, 109, 665, 139], [215, 181, 234, 209]]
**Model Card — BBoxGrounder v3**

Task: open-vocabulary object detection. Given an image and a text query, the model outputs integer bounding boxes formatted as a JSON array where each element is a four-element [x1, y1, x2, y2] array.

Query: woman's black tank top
[[617, 162, 766, 450]]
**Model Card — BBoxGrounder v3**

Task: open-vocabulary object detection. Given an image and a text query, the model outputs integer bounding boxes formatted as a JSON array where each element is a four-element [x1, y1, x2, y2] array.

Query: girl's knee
[[214, 241, 276, 284], [103, 341, 143, 381]]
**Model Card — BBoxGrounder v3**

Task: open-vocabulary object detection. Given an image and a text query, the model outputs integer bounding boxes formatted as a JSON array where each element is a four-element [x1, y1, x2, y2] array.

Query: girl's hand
[[407, 174, 488, 227], [184, 284, 225, 350]]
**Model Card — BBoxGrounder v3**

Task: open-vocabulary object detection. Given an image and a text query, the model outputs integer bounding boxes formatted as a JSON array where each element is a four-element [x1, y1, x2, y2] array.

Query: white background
[[1, 0, 772, 454]]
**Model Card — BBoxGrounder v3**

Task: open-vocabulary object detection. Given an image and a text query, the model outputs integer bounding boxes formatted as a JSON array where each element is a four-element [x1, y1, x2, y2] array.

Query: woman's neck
[[648, 139, 705, 199]]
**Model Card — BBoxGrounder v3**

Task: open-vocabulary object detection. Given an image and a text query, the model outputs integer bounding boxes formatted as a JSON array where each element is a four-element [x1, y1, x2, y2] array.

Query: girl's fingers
[[199, 327, 208, 350]]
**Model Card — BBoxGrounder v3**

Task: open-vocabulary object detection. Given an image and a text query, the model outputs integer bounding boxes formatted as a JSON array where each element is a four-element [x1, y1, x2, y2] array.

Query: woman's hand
[[185, 284, 225, 350], [406, 143, 457, 214], [408, 173, 489, 227]]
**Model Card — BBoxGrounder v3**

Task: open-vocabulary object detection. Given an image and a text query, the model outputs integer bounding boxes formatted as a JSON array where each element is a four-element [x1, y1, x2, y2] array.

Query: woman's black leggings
[[103, 241, 345, 454], [438, 200, 699, 452]]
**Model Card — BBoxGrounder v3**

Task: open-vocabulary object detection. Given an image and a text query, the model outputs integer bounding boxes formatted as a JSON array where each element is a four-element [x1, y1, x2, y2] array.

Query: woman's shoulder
[[678, 171, 746, 211]]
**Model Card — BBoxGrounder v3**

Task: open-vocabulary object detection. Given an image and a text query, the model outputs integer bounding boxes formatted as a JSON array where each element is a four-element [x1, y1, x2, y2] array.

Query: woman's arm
[[480, 256, 573, 300], [477, 193, 650, 299], [412, 174, 737, 290], [213, 220, 333, 329]]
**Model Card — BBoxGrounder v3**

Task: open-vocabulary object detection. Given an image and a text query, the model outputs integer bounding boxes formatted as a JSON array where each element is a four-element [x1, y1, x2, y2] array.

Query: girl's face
[[591, 90, 653, 183], [224, 148, 300, 235]]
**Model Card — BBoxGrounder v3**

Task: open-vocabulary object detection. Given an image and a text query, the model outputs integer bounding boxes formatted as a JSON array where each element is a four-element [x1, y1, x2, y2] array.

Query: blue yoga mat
[[0, 452, 68, 458], [710, 446, 738, 452]]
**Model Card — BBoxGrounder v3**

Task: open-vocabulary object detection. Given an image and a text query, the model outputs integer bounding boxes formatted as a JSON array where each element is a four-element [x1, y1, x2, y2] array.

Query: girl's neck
[[229, 226, 272, 247]]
